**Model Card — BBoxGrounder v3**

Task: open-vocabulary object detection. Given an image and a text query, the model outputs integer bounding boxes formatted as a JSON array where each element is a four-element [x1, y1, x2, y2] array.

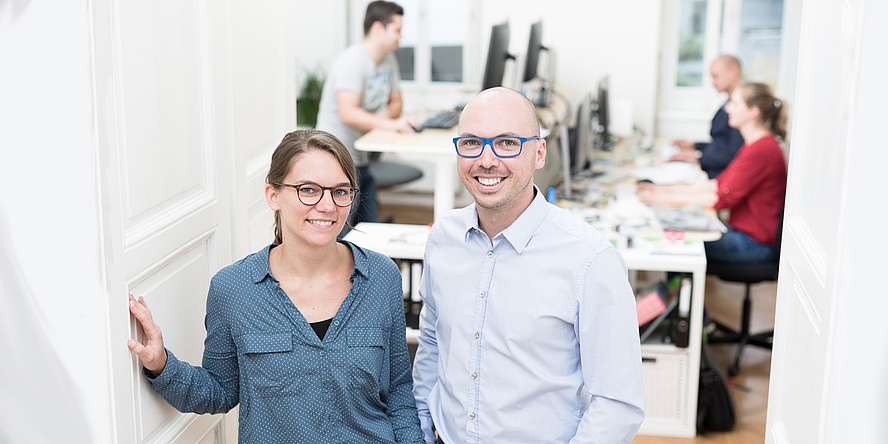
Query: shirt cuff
[[143, 348, 176, 386]]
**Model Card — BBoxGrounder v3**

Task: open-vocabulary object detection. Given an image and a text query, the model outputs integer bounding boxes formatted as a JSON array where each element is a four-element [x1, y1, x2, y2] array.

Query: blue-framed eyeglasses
[[452, 135, 540, 158]]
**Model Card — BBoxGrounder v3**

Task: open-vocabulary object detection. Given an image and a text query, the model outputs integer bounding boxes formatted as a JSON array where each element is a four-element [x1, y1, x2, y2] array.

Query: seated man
[[670, 55, 745, 179], [316, 1, 418, 226]]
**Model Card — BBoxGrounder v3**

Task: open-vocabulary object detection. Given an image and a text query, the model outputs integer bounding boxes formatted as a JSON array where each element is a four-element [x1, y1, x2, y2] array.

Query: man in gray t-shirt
[[317, 1, 418, 225]]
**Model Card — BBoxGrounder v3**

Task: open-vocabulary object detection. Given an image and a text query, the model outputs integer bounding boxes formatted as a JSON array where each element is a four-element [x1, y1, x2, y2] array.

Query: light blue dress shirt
[[412, 190, 645, 443], [146, 242, 424, 444]]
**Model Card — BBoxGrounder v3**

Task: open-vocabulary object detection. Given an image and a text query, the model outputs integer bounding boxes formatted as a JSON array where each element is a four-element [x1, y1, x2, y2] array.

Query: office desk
[[354, 128, 458, 221], [567, 136, 724, 243], [342, 222, 428, 261]]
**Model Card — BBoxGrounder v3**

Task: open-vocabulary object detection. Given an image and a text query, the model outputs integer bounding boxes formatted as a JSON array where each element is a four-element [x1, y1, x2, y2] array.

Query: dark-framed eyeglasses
[[452, 135, 540, 158], [273, 182, 359, 207]]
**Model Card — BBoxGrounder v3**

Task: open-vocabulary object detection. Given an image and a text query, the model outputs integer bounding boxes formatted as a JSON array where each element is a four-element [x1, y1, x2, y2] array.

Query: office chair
[[368, 152, 423, 221], [706, 210, 784, 377]]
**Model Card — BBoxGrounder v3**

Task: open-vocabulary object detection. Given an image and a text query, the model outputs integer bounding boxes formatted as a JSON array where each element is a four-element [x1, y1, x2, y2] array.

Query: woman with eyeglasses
[[128, 129, 424, 443]]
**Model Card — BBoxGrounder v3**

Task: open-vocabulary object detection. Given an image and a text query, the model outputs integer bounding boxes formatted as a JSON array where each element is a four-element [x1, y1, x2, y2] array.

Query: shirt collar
[[249, 241, 369, 284], [457, 186, 550, 254]]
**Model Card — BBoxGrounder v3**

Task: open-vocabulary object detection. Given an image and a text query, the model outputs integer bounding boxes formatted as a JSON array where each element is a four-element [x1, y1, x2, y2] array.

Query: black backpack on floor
[[696, 342, 736, 433]]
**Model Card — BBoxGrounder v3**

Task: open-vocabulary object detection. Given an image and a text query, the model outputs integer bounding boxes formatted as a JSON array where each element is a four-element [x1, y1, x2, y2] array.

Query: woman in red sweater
[[637, 82, 788, 262]]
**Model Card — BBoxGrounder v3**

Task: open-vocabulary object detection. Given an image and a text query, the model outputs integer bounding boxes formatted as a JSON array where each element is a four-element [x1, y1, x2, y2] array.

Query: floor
[[380, 201, 776, 444], [633, 276, 775, 444]]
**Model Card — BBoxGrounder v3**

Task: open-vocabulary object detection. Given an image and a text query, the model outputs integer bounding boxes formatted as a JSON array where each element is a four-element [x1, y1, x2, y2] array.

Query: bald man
[[671, 55, 745, 178], [412, 87, 644, 443]]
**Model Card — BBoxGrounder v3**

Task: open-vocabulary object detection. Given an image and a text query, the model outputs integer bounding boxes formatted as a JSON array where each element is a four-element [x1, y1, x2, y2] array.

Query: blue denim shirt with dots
[[146, 242, 424, 443]]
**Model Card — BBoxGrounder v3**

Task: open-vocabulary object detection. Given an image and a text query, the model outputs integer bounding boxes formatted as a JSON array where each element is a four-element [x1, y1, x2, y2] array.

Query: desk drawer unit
[[637, 346, 694, 437]]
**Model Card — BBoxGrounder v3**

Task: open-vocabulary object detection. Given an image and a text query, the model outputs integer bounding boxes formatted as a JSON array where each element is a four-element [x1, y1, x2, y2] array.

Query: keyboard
[[416, 110, 460, 131], [651, 205, 728, 233]]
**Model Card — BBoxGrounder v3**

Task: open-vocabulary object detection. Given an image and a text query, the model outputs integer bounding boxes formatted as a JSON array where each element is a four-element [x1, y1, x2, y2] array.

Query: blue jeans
[[704, 225, 778, 263]]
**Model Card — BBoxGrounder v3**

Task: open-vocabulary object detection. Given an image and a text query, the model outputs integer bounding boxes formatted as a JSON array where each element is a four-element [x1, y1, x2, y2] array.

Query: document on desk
[[633, 162, 701, 185], [651, 204, 728, 233]]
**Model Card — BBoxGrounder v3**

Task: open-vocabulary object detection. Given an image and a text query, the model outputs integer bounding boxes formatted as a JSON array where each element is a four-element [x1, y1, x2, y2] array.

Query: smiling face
[[456, 88, 546, 224], [266, 149, 353, 248]]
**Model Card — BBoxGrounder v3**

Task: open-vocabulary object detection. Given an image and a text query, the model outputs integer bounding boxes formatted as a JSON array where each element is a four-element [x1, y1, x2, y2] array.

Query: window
[[658, 0, 785, 125], [732, 0, 784, 86], [349, 0, 476, 92], [676, 0, 709, 87], [394, 0, 470, 85], [667, 0, 784, 90]]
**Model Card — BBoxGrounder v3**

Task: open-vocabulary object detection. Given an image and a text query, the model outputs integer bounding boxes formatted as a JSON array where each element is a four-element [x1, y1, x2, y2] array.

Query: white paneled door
[[765, 0, 888, 443], [95, 1, 235, 442], [91, 1, 293, 442]]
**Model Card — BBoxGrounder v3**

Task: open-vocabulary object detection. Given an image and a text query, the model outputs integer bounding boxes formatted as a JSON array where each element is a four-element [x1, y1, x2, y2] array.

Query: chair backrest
[[774, 206, 785, 258]]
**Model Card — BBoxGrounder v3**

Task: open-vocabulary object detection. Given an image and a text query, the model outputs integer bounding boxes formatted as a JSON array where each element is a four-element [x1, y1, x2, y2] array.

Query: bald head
[[459, 87, 540, 137], [710, 55, 742, 94], [713, 55, 741, 71]]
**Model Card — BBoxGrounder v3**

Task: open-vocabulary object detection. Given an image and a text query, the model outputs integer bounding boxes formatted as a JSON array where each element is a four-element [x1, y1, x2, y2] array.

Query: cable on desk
[[535, 88, 572, 130]]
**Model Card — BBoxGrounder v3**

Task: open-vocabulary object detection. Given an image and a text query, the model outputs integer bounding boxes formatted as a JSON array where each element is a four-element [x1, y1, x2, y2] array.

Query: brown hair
[[740, 82, 788, 141], [266, 129, 358, 244], [363, 1, 404, 36]]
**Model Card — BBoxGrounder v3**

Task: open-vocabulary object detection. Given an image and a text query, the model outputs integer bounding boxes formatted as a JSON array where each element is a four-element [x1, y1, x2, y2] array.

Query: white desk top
[[343, 222, 430, 261], [354, 127, 456, 155], [355, 129, 457, 221]]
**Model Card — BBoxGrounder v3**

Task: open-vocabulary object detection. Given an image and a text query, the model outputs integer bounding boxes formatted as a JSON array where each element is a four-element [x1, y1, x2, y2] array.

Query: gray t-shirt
[[316, 44, 401, 166]]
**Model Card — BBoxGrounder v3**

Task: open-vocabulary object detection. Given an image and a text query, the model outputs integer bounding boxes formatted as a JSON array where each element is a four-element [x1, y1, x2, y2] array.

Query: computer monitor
[[481, 22, 515, 91], [522, 20, 553, 106], [571, 93, 594, 175], [594, 75, 613, 149], [523, 20, 547, 82]]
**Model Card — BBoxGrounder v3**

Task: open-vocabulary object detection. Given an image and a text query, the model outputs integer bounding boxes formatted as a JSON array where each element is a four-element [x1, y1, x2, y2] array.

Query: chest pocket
[[237, 332, 301, 397], [347, 327, 388, 394]]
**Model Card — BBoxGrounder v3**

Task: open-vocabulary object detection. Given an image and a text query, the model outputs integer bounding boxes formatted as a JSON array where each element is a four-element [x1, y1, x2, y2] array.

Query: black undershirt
[[309, 317, 333, 340]]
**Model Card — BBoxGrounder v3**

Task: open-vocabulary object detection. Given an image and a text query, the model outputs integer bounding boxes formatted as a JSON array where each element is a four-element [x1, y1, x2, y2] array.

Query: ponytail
[[740, 82, 788, 141]]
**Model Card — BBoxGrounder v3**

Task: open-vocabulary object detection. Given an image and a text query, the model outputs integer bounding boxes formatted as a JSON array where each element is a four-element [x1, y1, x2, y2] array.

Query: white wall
[[479, 1, 663, 136], [0, 1, 111, 441]]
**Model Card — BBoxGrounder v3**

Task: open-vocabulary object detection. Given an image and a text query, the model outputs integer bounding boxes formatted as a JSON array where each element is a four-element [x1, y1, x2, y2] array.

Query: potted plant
[[296, 67, 325, 128]]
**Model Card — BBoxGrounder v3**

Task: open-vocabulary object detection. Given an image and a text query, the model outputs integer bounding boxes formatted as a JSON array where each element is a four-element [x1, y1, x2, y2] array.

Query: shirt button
[[471, 372, 478, 379], [487, 251, 494, 258], [333, 319, 340, 326], [479, 291, 485, 298], [469, 412, 476, 419], [319, 350, 326, 356], [473, 331, 480, 339]]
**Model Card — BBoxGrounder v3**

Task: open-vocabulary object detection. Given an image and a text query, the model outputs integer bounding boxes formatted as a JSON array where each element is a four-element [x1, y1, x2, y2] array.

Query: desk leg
[[433, 159, 456, 220]]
